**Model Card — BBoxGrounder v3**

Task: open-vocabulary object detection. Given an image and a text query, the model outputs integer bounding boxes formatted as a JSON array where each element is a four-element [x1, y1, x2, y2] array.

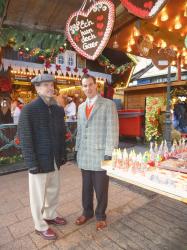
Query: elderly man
[[75, 74, 119, 231], [18, 74, 67, 240]]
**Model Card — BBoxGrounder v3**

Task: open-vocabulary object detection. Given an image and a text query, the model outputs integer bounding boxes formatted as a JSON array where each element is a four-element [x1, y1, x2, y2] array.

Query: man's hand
[[104, 155, 112, 161], [61, 157, 67, 165]]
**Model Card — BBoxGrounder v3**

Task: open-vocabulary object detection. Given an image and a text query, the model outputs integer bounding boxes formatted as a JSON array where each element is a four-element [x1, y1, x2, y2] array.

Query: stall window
[[65, 50, 76, 68], [57, 54, 65, 65]]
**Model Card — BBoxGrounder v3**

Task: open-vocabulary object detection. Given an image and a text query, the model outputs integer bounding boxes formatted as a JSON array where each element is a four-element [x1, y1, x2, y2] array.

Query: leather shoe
[[35, 228, 57, 240], [45, 216, 67, 226], [96, 220, 107, 231], [75, 215, 93, 225]]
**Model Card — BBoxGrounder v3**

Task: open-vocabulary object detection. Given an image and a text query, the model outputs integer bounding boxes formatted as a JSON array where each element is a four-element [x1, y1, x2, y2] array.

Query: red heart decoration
[[98, 31, 104, 37], [120, 0, 168, 19], [96, 22, 104, 30], [150, 47, 176, 70], [97, 15, 104, 21], [66, 0, 115, 60], [144, 1, 153, 9]]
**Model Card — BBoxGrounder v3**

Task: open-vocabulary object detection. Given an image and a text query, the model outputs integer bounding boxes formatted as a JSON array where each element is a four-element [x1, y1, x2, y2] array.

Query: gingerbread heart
[[150, 47, 176, 70], [120, 0, 168, 19], [66, 0, 115, 60]]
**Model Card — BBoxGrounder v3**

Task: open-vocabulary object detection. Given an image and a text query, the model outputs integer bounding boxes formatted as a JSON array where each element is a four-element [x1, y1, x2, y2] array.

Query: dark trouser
[[81, 169, 109, 221]]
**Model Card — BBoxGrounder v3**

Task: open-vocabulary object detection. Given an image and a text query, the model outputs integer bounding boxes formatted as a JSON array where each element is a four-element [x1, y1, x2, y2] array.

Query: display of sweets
[[111, 139, 187, 170]]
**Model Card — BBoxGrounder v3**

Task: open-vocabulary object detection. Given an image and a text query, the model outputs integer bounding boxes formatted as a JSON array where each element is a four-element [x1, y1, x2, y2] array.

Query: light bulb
[[184, 3, 187, 17], [129, 37, 135, 45], [127, 46, 132, 52], [161, 40, 167, 48], [113, 40, 119, 49], [161, 13, 168, 21], [134, 28, 140, 37], [175, 17, 182, 30]]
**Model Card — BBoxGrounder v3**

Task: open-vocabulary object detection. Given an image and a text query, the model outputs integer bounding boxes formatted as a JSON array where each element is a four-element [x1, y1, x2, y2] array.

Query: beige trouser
[[29, 166, 60, 231]]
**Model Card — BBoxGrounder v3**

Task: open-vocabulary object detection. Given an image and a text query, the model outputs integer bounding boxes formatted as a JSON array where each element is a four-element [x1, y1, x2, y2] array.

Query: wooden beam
[[124, 81, 187, 92], [112, 4, 137, 36], [2, 20, 64, 33]]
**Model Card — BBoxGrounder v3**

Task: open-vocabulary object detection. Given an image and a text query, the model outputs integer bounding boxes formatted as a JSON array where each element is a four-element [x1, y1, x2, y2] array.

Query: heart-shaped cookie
[[150, 47, 176, 70], [120, 0, 168, 19], [66, 0, 115, 60]]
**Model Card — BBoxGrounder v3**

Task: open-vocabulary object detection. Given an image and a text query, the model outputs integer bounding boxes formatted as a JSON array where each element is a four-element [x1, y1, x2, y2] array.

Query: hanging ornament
[[82, 68, 88, 74], [56, 64, 61, 71], [66, 66, 71, 72], [66, 0, 115, 60], [120, 0, 168, 19], [74, 67, 78, 73], [137, 35, 153, 57], [59, 46, 65, 53], [45, 59, 51, 69], [38, 55, 45, 61], [150, 47, 176, 70], [30, 48, 41, 56]]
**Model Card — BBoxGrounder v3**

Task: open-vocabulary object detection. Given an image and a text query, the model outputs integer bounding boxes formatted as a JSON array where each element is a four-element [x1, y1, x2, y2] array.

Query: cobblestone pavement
[[0, 162, 187, 250]]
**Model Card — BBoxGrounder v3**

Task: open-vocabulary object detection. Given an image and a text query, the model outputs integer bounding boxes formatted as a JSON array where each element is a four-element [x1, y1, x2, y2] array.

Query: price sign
[[66, 0, 115, 60], [150, 47, 176, 70]]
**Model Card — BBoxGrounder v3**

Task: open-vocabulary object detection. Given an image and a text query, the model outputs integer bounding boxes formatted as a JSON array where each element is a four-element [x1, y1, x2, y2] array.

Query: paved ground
[[0, 161, 187, 250]]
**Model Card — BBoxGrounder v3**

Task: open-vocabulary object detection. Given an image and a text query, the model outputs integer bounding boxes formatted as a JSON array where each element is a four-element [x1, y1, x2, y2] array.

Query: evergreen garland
[[98, 54, 135, 75], [0, 0, 6, 17], [0, 27, 66, 51]]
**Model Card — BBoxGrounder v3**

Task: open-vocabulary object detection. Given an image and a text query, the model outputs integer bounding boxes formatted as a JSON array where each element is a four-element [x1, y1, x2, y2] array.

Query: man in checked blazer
[[75, 74, 119, 231]]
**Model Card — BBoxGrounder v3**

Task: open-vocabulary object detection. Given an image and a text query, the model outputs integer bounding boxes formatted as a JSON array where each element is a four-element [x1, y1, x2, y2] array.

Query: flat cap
[[31, 74, 55, 85]]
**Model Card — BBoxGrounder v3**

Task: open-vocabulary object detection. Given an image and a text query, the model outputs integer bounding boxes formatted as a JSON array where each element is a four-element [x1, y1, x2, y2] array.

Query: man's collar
[[39, 95, 56, 106]]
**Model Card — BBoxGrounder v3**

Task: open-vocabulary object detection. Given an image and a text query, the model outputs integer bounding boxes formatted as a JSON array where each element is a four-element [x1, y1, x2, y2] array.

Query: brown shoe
[[75, 215, 93, 225], [35, 228, 57, 240], [96, 220, 107, 231], [45, 216, 67, 226]]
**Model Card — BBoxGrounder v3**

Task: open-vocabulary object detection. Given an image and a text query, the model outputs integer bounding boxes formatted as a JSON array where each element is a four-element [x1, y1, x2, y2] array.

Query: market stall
[[101, 141, 187, 203]]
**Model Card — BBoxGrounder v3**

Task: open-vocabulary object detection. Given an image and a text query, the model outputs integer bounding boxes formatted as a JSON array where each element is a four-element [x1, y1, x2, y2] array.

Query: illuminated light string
[[126, 32, 187, 66]]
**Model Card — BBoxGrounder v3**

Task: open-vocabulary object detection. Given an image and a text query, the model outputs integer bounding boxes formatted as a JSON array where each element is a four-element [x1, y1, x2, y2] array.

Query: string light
[[174, 16, 182, 30], [161, 40, 167, 48], [127, 45, 132, 52], [184, 2, 187, 17], [134, 27, 140, 37], [161, 12, 168, 21], [129, 37, 135, 45]]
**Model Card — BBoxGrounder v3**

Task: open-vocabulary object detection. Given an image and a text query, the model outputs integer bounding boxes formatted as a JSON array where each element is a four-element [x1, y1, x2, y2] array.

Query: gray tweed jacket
[[75, 95, 119, 171]]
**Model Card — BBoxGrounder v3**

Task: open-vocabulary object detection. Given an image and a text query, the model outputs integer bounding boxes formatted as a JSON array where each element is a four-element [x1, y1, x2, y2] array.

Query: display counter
[[101, 160, 187, 204]]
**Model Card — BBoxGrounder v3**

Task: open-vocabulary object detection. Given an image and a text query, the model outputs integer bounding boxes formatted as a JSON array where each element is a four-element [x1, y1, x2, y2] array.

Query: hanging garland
[[171, 87, 187, 98], [0, 26, 135, 75], [0, 27, 67, 51], [98, 54, 135, 75], [0, 0, 6, 17]]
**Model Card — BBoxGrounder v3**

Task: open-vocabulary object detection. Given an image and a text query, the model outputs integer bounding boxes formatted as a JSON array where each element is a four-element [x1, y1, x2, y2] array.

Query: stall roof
[[109, 0, 187, 68], [0, 0, 120, 33]]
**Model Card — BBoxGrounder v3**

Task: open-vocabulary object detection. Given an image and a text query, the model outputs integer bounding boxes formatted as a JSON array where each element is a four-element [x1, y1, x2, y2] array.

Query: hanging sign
[[136, 35, 153, 57], [120, 0, 168, 19], [150, 47, 176, 70], [66, 0, 115, 60]]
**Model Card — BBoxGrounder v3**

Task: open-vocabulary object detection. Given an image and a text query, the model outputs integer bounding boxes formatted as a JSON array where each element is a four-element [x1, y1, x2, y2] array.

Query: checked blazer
[[75, 95, 119, 171]]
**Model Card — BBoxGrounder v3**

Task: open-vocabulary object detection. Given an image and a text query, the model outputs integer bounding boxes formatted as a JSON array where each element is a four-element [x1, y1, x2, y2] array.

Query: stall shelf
[[102, 161, 187, 204]]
